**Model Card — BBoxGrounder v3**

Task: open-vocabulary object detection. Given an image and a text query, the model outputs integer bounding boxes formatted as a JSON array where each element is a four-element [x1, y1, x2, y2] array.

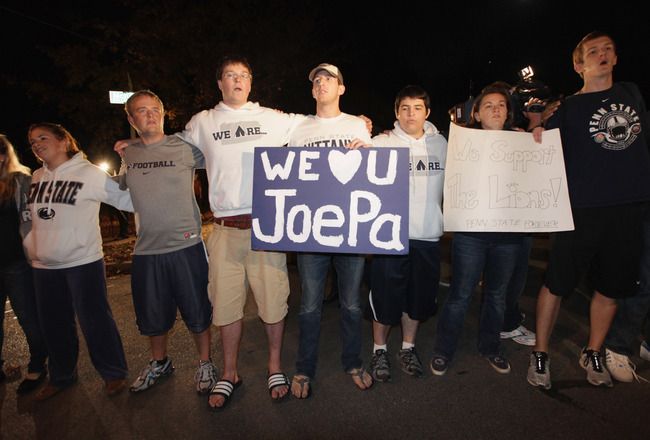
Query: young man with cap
[[289, 63, 374, 399]]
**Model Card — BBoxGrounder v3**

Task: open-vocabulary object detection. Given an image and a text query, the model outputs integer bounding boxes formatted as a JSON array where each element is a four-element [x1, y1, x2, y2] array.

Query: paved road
[[1, 235, 649, 439]]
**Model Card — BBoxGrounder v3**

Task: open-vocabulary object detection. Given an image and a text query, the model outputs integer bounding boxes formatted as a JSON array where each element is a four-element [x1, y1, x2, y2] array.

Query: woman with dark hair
[[24, 123, 132, 400], [0, 134, 48, 394], [431, 84, 536, 376]]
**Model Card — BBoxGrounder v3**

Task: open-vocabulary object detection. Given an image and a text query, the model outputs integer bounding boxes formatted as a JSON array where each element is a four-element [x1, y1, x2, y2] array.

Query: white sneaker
[[195, 360, 219, 395], [527, 351, 551, 389], [605, 349, 637, 383], [641, 341, 650, 362], [500, 325, 536, 346], [579, 348, 613, 387], [130, 358, 174, 393]]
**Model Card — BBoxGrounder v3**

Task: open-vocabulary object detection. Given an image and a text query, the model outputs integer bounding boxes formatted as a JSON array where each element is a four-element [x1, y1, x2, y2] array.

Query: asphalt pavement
[[1, 233, 649, 440]]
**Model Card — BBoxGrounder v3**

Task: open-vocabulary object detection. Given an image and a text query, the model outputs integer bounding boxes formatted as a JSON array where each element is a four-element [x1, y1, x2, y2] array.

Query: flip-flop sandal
[[267, 372, 290, 402], [208, 378, 242, 411], [291, 374, 312, 399], [348, 368, 374, 391]]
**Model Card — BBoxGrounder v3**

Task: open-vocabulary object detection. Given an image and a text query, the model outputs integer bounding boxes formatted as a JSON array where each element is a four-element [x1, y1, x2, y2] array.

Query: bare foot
[[208, 376, 240, 409], [208, 391, 226, 409], [348, 368, 373, 390], [268, 372, 289, 400], [291, 374, 311, 399]]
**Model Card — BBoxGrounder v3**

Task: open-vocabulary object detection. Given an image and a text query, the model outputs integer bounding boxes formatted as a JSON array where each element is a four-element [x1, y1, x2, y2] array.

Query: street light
[[98, 161, 111, 173], [109, 89, 136, 139], [108, 90, 134, 104]]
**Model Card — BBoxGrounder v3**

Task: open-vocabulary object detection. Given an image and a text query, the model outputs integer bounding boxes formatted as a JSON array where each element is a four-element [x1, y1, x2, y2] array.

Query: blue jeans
[[434, 233, 521, 360], [0, 259, 48, 374], [296, 253, 365, 378], [502, 235, 533, 332], [605, 216, 650, 356]]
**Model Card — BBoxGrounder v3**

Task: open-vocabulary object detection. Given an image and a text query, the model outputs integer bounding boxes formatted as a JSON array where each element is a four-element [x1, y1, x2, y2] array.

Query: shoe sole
[[429, 360, 447, 376], [488, 363, 511, 374], [584, 374, 613, 387], [400, 367, 423, 377], [639, 344, 650, 362], [527, 376, 551, 390], [500, 329, 532, 339], [512, 336, 536, 346], [579, 357, 613, 387], [370, 367, 391, 382], [371, 374, 391, 383], [586, 378, 613, 387]]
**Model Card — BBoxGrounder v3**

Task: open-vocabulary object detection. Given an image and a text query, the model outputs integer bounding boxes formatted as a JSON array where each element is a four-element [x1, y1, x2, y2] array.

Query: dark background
[[2, 0, 648, 172]]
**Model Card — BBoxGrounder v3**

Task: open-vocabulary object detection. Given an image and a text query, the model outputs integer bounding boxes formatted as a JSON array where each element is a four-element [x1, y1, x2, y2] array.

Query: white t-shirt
[[289, 113, 371, 147]]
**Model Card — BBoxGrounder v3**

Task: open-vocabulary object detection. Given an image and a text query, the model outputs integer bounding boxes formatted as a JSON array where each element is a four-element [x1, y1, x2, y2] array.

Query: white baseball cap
[[308, 63, 344, 85]]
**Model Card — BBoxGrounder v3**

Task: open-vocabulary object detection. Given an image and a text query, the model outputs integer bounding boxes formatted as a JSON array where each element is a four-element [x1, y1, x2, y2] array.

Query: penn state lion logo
[[37, 207, 56, 219], [589, 103, 642, 151]]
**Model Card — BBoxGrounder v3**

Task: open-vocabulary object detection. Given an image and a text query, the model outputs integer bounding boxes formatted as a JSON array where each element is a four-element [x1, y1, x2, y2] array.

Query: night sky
[[2, 0, 648, 171]]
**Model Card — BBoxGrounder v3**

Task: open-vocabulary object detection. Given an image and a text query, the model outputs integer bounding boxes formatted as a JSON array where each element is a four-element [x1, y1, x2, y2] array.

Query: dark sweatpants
[[33, 259, 127, 387]]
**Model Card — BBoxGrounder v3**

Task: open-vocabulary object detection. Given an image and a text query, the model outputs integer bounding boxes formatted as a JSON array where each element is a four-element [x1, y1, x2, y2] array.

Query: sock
[[402, 341, 415, 350], [373, 344, 387, 353]]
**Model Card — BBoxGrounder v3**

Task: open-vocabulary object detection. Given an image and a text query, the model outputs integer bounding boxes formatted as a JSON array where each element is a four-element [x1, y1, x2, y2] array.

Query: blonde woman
[[0, 134, 48, 394]]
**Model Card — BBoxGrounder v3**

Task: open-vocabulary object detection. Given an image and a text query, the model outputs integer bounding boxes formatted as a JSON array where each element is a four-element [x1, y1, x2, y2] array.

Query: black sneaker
[[430, 355, 449, 376], [487, 355, 511, 374], [398, 347, 423, 377], [370, 349, 391, 382]]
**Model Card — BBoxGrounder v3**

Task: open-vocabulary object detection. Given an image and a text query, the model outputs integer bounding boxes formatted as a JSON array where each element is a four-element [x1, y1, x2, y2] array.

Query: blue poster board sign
[[251, 147, 409, 254]]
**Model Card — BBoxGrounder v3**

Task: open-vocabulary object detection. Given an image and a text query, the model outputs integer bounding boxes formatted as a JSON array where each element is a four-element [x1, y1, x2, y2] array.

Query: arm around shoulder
[[101, 171, 133, 212]]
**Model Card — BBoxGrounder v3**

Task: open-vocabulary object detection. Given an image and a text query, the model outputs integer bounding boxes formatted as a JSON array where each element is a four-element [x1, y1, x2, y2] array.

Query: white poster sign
[[443, 124, 574, 232]]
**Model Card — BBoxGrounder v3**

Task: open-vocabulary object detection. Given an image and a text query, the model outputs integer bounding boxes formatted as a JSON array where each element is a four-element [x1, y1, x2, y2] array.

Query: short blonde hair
[[124, 90, 165, 117]]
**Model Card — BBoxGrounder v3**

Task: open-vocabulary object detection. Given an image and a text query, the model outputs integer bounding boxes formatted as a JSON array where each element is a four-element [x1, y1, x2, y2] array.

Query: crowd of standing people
[[1, 31, 649, 413]]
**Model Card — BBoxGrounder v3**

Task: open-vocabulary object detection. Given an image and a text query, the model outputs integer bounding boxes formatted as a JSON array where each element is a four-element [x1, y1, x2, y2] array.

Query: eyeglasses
[[223, 72, 252, 81]]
